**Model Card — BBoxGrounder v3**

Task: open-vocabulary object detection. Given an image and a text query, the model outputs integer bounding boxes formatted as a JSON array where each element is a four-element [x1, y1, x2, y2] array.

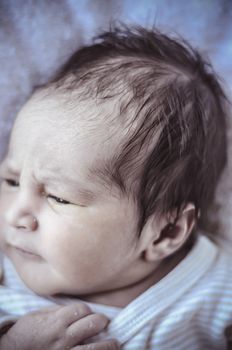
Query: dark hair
[[48, 25, 229, 234]]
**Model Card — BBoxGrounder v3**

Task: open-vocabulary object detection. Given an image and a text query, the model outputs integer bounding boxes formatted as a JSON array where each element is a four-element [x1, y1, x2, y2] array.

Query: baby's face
[[0, 92, 141, 297]]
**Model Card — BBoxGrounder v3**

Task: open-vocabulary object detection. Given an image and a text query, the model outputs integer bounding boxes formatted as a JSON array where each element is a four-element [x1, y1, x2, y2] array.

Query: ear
[[140, 203, 196, 262]]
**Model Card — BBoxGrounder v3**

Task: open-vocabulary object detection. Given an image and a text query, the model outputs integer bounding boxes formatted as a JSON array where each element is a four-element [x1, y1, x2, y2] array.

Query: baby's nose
[[6, 198, 38, 232], [10, 213, 38, 231]]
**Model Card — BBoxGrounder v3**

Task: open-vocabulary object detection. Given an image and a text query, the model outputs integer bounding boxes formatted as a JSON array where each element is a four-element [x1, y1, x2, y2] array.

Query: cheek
[[41, 207, 135, 276], [0, 191, 18, 220], [0, 195, 11, 247], [0, 192, 9, 214]]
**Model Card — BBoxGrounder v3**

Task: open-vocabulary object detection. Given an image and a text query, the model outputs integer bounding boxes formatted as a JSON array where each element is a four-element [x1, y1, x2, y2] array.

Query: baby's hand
[[0, 303, 120, 350]]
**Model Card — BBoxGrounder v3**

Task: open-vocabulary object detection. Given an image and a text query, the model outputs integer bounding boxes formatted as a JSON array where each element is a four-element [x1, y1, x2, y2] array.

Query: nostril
[[17, 225, 27, 229], [10, 214, 38, 231]]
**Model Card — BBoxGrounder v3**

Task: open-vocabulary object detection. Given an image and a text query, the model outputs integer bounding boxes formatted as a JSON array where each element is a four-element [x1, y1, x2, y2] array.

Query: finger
[[27, 304, 62, 315], [71, 339, 121, 350], [66, 313, 109, 345], [55, 303, 92, 327]]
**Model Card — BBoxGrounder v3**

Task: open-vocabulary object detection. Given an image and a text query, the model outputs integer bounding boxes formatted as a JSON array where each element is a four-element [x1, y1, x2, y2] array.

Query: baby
[[0, 25, 232, 349]]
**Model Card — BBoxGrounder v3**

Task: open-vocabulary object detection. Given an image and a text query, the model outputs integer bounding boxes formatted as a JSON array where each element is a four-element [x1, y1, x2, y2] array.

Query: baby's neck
[[79, 243, 193, 308]]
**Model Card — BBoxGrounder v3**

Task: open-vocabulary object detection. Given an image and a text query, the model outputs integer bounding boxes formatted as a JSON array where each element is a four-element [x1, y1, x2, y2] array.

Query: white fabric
[[0, 235, 232, 349]]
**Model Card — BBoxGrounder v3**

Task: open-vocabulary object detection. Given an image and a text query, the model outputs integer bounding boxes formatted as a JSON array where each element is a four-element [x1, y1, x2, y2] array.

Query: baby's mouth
[[7, 242, 41, 260]]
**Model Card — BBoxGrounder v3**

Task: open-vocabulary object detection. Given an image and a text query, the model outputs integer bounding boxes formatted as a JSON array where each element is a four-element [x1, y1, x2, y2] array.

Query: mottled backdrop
[[0, 0, 231, 250]]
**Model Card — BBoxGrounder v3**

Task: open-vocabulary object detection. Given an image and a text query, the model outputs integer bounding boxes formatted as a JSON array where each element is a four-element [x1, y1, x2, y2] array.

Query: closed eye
[[47, 194, 71, 205], [4, 179, 19, 187]]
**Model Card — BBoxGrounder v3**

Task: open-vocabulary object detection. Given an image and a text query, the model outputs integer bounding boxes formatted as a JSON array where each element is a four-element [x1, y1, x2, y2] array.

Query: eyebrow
[[39, 171, 99, 201], [68, 186, 97, 202], [0, 162, 19, 175]]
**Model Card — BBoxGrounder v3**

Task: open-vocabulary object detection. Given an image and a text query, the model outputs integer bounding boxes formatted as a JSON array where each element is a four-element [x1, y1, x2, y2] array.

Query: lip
[[10, 244, 41, 259]]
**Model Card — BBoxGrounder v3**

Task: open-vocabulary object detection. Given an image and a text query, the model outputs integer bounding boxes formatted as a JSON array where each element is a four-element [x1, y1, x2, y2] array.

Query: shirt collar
[[107, 235, 218, 344]]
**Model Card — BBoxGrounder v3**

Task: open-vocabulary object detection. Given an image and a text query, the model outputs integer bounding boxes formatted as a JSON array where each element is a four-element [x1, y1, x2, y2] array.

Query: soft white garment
[[0, 235, 232, 349]]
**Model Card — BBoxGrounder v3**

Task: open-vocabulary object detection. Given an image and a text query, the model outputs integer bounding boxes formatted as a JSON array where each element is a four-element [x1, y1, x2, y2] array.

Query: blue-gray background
[[0, 0, 231, 248]]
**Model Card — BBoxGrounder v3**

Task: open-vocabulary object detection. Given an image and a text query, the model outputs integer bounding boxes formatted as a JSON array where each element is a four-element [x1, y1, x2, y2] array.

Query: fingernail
[[111, 339, 121, 349], [98, 314, 109, 327]]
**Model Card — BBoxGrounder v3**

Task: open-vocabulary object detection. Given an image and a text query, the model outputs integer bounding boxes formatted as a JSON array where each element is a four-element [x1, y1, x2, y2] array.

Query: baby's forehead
[[31, 88, 121, 125], [24, 89, 133, 151], [10, 90, 134, 188]]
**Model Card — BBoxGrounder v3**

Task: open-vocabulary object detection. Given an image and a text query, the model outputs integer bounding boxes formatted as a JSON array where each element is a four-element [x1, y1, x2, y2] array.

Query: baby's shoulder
[[211, 247, 232, 282], [197, 245, 232, 292], [190, 246, 232, 319]]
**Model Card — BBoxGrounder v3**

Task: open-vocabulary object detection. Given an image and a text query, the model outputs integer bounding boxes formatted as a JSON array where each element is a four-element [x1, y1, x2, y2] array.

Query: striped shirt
[[0, 235, 232, 349]]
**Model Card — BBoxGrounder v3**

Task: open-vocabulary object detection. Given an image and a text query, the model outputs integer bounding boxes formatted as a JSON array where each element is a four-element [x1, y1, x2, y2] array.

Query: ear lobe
[[142, 203, 196, 262]]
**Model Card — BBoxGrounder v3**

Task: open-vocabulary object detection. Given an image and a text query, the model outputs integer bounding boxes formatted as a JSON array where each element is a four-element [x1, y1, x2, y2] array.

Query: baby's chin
[[7, 259, 68, 296], [20, 277, 72, 297], [17, 270, 85, 298], [6, 253, 111, 299]]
